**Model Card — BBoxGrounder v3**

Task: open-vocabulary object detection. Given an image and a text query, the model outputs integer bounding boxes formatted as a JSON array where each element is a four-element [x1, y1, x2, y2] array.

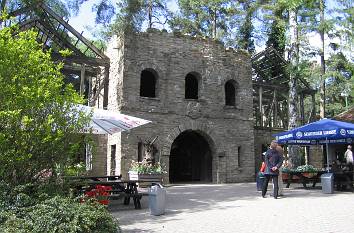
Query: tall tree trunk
[[148, 0, 153, 28], [212, 8, 217, 39], [287, 8, 301, 168], [319, 0, 326, 118]]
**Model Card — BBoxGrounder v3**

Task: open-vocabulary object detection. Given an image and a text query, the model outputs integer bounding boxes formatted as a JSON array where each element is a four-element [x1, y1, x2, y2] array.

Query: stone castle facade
[[93, 30, 255, 183]]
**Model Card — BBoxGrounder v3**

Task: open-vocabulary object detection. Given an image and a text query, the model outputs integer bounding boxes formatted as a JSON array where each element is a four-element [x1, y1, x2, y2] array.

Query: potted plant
[[128, 160, 165, 181], [295, 165, 320, 178]]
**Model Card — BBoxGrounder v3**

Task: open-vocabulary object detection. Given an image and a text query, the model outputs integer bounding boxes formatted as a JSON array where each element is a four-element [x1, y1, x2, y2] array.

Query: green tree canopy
[[0, 26, 90, 185], [170, 0, 239, 41]]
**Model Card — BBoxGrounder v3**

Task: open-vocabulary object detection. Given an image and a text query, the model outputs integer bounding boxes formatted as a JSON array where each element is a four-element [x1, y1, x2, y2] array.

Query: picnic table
[[282, 171, 326, 188], [282, 169, 353, 191], [65, 175, 157, 209], [87, 179, 148, 209]]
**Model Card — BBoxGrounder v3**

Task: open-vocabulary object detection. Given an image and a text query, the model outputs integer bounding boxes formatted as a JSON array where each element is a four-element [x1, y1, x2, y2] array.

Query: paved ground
[[109, 183, 354, 233]]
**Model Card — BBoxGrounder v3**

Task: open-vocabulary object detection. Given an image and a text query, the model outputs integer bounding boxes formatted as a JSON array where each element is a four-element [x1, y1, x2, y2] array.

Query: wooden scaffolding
[[252, 46, 317, 130], [0, 2, 110, 108]]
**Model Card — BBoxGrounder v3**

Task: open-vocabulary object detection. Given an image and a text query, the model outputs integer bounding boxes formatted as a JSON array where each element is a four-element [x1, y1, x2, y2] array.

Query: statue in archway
[[140, 136, 158, 165]]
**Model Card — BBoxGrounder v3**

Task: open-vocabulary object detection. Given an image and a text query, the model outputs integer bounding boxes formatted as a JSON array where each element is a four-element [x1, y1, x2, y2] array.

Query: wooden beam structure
[[252, 46, 316, 130], [1, 2, 110, 108]]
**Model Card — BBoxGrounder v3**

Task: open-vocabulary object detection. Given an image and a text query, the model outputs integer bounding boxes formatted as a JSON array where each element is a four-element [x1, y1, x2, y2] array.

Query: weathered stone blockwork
[[102, 30, 255, 183], [90, 135, 108, 175]]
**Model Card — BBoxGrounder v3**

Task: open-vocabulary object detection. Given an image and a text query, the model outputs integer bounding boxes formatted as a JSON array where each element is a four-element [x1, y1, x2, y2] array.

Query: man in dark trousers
[[262, 140, 284, 199]]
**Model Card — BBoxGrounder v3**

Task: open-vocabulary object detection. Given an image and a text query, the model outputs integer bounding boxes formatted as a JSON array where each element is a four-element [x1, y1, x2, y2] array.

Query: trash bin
[[256, 172, 265, 191], [149, 183, 166, 216], [321, 173, 334, 194]]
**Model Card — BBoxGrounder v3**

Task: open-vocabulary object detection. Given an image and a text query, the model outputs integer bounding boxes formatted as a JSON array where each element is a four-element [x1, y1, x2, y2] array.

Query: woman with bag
[[261, 140, 283, 199], [256, 152, 267, 191]]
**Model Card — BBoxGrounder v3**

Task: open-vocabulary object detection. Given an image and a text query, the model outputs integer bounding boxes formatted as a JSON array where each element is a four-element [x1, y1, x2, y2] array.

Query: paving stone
[[110, 183, 354, 233]]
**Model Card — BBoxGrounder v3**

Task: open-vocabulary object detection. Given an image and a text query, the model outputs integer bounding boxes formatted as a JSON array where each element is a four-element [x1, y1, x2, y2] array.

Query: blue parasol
[[274, 118, 354, 145], [274, 118, 354, 170]]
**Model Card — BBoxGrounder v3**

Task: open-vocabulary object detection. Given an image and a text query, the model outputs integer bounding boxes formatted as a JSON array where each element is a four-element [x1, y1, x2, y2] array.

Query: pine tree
[[236, 0, 256, 53], [170, 0, 239, 41], [265, 3, 286, 55]]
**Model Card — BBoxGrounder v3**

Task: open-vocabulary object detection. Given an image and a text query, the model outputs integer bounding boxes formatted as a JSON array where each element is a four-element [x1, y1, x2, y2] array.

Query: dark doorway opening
[[110, 145, 116, 175], [185, 73, 199, 99], [169, 130, 212, 183], [140, 69, 157, 97]]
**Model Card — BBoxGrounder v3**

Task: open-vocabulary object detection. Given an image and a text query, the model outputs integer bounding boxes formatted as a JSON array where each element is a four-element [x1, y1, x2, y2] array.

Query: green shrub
[[63, 162, 87, 177], [129, 160, 166, 174], [0, 27, 91, 186], [0, 188, 119, 233], [281, 165, 321, 173]]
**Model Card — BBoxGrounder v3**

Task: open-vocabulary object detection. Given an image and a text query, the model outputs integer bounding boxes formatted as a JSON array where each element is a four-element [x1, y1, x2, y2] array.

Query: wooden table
[[283, 171, 326, 188], [64, 175, 122, 181], [65, 175, 160, 209], [87, 180, 139, 208], [87, 179, 160, 209]]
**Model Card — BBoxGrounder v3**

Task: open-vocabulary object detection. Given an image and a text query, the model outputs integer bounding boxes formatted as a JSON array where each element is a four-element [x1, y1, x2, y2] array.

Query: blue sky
[[69, 0, 100, 38], [68, 0, 344, 57], [69, 0, 178, 39]]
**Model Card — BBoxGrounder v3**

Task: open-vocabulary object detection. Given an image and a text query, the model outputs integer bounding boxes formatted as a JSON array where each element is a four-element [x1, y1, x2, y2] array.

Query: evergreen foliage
[[169, 0, 240, 42], [236, 0, 256, 53]]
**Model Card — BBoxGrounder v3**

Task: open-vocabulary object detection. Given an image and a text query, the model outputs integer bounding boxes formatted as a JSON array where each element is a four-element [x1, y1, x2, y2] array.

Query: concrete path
[[109, 183, 354, 233]]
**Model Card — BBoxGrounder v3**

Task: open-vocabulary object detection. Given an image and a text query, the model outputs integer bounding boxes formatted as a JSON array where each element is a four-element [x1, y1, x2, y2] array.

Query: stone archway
[[169, 130, 213, 183], [161, 120, 219, 183]]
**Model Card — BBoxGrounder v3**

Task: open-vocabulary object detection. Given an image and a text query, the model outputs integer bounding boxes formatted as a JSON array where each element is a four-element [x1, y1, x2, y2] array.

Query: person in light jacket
[[262, 140, 284, 199], [344, 145, 353, 164]]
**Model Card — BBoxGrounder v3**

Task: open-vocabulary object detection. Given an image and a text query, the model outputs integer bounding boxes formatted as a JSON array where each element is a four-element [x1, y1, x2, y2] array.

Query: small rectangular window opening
[[238, 146, 241, 167], [110, 145, 116, 175], [138, 142, 144, 162]]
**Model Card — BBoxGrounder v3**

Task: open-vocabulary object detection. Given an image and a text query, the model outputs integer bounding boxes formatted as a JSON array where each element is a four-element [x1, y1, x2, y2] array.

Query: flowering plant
[[83, 185, 112, 205], [281, 164, 321, 173], [129, 160, 166, 174]]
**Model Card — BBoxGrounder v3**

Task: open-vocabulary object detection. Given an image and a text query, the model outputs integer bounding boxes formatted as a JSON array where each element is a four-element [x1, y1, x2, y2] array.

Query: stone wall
[[104, 30, 255, 183], [89, 134, 108, 175]]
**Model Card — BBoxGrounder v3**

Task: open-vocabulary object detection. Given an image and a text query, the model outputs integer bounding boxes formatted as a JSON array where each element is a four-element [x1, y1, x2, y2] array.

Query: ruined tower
[[103, 30, 255, 183]]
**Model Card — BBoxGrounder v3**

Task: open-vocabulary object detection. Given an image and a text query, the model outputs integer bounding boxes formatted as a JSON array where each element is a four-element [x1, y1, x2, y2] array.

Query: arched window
[[185, 72, 199, 99], [140, 69, 157, 97], [225, 80, 237, 106]]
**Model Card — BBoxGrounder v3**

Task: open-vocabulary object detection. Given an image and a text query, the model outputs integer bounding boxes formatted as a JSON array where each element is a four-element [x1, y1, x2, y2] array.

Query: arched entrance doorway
[[169, 130, 212, 183]]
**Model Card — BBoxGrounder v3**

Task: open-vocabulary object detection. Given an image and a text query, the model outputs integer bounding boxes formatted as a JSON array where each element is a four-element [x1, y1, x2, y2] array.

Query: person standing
[[344, 145, 354, 189], [275, 145, 285, 196], [344, 145, 353, 164], [262, 140, 283, 199]]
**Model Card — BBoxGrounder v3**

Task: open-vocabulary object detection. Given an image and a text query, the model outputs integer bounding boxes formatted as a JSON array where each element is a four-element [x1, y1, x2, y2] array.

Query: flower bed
[[129, 160, 165, 175], [281, 165, 321, 174], [83, 185, 112, 205]]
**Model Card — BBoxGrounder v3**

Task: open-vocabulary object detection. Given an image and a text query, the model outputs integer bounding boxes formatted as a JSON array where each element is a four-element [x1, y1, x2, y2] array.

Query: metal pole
[[259, 87, 263, 127], [326, 137, 329, 172]]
